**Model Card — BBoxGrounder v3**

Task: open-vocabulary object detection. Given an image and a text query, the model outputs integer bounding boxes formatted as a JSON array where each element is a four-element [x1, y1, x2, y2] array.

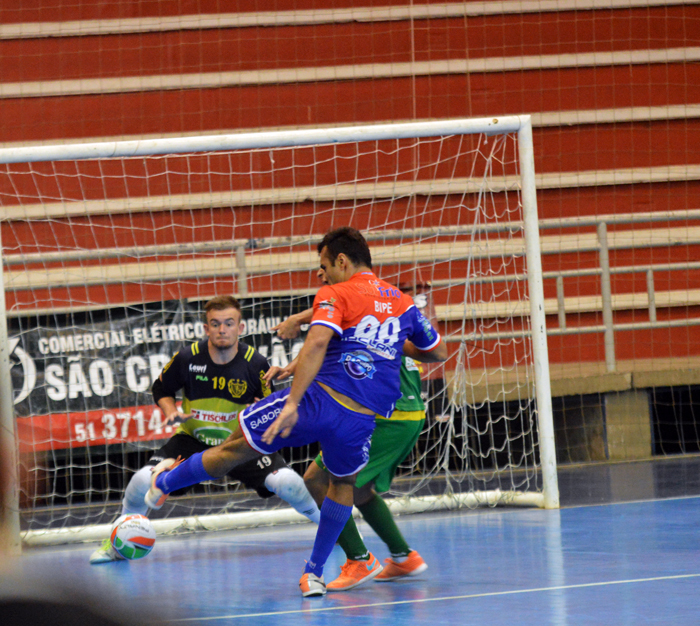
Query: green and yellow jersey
[[159, 339, 272, 446], [394, 356, 425, 414]]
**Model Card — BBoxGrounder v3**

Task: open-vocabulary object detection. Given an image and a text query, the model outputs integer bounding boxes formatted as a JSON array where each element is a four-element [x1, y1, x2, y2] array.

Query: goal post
[[0, 223, 22, 555], [519, 119, 559, 511], [0, 116, 558, 548]]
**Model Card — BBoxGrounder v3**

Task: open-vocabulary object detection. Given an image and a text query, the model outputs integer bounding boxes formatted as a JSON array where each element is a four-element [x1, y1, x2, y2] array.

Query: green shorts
[[315, 410, 425, 493]]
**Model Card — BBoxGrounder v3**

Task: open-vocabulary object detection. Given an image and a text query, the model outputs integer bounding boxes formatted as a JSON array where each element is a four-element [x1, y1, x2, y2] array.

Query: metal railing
[[437, 210, 700, 374]]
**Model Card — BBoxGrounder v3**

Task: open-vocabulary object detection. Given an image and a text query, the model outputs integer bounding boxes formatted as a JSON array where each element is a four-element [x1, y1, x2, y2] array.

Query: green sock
[[357, 494, 411, 558], [336, 516, 370, 561]]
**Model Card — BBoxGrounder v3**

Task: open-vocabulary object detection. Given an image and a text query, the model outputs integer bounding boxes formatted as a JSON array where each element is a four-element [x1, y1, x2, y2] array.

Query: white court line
[[168, 572, 700, 622]]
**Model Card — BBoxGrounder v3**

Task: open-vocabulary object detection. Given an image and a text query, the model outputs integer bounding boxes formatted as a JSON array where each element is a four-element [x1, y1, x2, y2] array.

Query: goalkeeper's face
[[205, 307, 244, 351]]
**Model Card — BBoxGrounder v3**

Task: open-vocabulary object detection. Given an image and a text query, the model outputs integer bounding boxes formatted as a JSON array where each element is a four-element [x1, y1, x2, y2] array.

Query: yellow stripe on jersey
[[376, 409, 426, 422], [191, 342, 199, 356], [244, 345, 254, 361]]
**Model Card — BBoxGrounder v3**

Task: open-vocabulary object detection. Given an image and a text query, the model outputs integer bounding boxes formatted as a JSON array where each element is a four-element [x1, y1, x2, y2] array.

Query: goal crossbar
[[0, 117, 522, 165]]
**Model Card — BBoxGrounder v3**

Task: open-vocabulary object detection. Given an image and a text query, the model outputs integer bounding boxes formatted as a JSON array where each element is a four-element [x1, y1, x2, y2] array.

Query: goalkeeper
[[90, 295, 320, 564], [272, 295, 429, 591]]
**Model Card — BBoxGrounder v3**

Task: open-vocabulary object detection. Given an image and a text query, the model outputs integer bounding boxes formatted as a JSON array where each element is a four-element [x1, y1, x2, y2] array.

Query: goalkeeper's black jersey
[[158, 339, 273, 446]]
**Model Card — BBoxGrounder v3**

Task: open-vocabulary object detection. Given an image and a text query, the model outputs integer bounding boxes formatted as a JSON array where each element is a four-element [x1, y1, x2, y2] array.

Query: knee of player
[[213, 435, 249, 464], [221, 429, 245, 448], [353, 484, 376, 506], [127, 465, 154, 491], [302, 466, 315, 488], [303, 458, 326, 486], [329, 472, 357, 487], [264, 467, 307, 501]]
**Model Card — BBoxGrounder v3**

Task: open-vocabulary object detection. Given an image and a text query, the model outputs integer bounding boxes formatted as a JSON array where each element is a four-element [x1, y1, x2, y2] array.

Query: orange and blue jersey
[[311, 270, 441, 418]]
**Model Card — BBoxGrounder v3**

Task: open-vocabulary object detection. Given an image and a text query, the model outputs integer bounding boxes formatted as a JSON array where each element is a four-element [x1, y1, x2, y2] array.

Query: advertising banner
[[8, 296, 313, 453]]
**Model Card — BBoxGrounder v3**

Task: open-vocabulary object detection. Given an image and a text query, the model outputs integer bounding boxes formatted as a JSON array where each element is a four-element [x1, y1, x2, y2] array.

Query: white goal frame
[[0, 116, 559, 552]]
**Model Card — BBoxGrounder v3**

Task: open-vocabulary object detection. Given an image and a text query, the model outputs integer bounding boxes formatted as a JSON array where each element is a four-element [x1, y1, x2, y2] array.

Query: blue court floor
[[6, 490, 700, 625]]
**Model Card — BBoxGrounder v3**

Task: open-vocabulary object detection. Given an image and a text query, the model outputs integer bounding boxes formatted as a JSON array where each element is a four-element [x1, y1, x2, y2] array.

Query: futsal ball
[[110, 514, 156, 560]]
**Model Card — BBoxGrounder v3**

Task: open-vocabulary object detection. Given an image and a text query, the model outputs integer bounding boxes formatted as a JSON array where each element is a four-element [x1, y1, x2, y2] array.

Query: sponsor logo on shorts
[[362, 433, 372, 462], [248, 406, 283, 430], [339, 350, 376, 380]]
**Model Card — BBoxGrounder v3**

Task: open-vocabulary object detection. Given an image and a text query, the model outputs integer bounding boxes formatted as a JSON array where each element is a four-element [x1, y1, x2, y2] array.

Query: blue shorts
[[238, 382, 376, 477]]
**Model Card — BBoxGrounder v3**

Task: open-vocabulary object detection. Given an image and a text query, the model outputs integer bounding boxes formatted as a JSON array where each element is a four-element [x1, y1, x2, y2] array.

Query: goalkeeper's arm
[[152, 378, 190, 424]]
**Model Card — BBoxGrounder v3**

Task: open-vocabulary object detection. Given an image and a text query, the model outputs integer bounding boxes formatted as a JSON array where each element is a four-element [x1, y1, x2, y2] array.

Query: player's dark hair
[[204, 295, 241, 320], [317, 227, 372, 269]]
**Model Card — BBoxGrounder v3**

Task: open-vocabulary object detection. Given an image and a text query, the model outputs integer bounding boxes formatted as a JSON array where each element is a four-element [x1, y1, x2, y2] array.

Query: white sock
[[120, 465, 154, 516], [264, 467, 321, 524]]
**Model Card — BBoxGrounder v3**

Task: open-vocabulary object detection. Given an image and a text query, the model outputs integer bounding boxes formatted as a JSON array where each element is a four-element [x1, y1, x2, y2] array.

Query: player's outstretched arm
[[262, 324, 334, 444], [262, 356, 299, 384], [403, 338, 448, 363], [271, 308, 314, 340]]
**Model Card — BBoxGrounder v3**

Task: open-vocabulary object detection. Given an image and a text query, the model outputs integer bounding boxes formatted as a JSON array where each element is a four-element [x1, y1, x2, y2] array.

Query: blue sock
[[155, 452, 216, 494], [304, 498, 353, 577]]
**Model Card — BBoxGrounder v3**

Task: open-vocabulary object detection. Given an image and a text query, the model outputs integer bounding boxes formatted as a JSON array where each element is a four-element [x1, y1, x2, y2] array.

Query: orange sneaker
[[374, 551, 427, 581], [299, 572, 327, 597], [327, 553, 383, 591]]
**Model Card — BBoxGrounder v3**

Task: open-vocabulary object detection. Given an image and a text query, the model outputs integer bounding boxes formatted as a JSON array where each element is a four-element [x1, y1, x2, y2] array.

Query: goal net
[[0, 117, 558, 548]]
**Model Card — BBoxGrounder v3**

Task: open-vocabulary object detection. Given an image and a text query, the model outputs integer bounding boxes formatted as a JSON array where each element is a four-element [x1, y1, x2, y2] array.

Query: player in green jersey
[[89, 295, 320, 564]]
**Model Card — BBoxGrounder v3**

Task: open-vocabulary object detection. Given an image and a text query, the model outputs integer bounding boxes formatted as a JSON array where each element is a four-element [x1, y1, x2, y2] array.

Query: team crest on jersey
[[318, 298, 336, 319], [259, 371, 272, 397], [339, 350, 376, 380], [228, 379, 247, 397]]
